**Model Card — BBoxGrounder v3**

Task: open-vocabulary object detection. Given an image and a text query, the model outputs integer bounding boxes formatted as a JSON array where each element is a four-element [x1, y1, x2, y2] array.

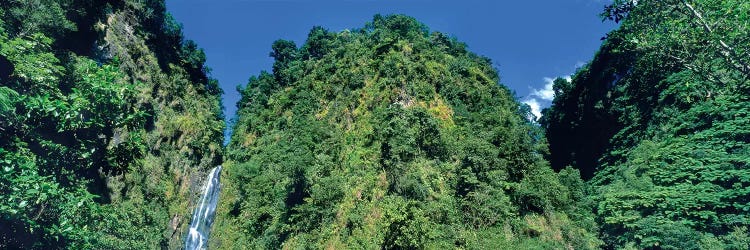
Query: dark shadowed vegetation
[[542, 0, 750, 248]]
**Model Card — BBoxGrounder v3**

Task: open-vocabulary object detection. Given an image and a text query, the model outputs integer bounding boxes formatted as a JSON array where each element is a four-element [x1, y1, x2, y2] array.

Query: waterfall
[[184, 166, 222, 250]]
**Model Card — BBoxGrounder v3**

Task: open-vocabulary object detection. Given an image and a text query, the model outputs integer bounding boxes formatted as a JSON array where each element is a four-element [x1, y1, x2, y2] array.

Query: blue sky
[[166, 0, 616, 131]]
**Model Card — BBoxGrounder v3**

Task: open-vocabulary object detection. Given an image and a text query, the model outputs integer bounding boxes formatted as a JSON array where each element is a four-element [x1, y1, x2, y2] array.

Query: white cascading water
[[184, 166, 222, 250]]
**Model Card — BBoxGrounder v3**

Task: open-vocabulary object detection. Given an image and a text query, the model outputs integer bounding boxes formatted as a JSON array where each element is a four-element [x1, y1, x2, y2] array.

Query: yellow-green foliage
[[214, 15, 600, 249]]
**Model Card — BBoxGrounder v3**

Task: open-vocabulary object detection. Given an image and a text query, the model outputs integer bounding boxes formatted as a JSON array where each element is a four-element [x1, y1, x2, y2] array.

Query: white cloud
[[531, 77, 555, 101], [530, 75, 572, 102], [522, 98, 542, 121], [523, 61, 581, 121]]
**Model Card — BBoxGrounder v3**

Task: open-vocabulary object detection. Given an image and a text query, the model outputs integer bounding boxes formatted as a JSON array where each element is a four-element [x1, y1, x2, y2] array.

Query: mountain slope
[[213, 15, 599, 249], [0, 1, 223, 248], [542, 0, 750, 248]]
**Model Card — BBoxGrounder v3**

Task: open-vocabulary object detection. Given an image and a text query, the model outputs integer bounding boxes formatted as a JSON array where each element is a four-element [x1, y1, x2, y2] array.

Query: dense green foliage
[[0, 1, 223, 248], [542, 0, 750, 248], [6, 1, 749, 249], [213, 15, 600, 249]]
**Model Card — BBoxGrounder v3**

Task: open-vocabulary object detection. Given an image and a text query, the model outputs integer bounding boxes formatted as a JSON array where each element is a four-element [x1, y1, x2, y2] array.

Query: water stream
[[184, 166, 222, 250]]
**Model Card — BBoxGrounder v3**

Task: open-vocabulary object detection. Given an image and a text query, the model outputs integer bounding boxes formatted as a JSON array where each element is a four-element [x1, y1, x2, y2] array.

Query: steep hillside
[[213, 15, 600, 249], [542, 0, 750, 248], [0, 1, 223, 248]]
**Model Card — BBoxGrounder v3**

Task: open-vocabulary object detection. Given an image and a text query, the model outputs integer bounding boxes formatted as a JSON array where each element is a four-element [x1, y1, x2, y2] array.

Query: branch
[[680, 0, 750, 77], [667, 54, 727, 86], [33, 202, 47, 220]]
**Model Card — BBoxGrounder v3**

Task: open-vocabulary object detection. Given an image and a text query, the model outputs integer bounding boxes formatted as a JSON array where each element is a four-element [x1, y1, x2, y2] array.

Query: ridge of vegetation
[[213, 14, 600, 249], [0, 1, 223, 248], [542, 0, 750, 248], [3, 1, 749, 249]]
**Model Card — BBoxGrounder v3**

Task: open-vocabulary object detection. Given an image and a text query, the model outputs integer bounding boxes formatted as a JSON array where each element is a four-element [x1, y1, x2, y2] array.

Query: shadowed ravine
[[185, 166, 222, 250]]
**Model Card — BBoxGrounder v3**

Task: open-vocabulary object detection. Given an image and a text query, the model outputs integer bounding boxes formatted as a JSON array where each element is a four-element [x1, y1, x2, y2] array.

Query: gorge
[[1, 0, 749, 249]]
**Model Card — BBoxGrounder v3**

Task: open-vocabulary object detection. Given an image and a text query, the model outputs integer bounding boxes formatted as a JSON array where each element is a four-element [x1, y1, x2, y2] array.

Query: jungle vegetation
[[212, 14, 600, 249], [0, 0, 224, 248], [2, 0, 749, 249], [541, 0, 750, 249]]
